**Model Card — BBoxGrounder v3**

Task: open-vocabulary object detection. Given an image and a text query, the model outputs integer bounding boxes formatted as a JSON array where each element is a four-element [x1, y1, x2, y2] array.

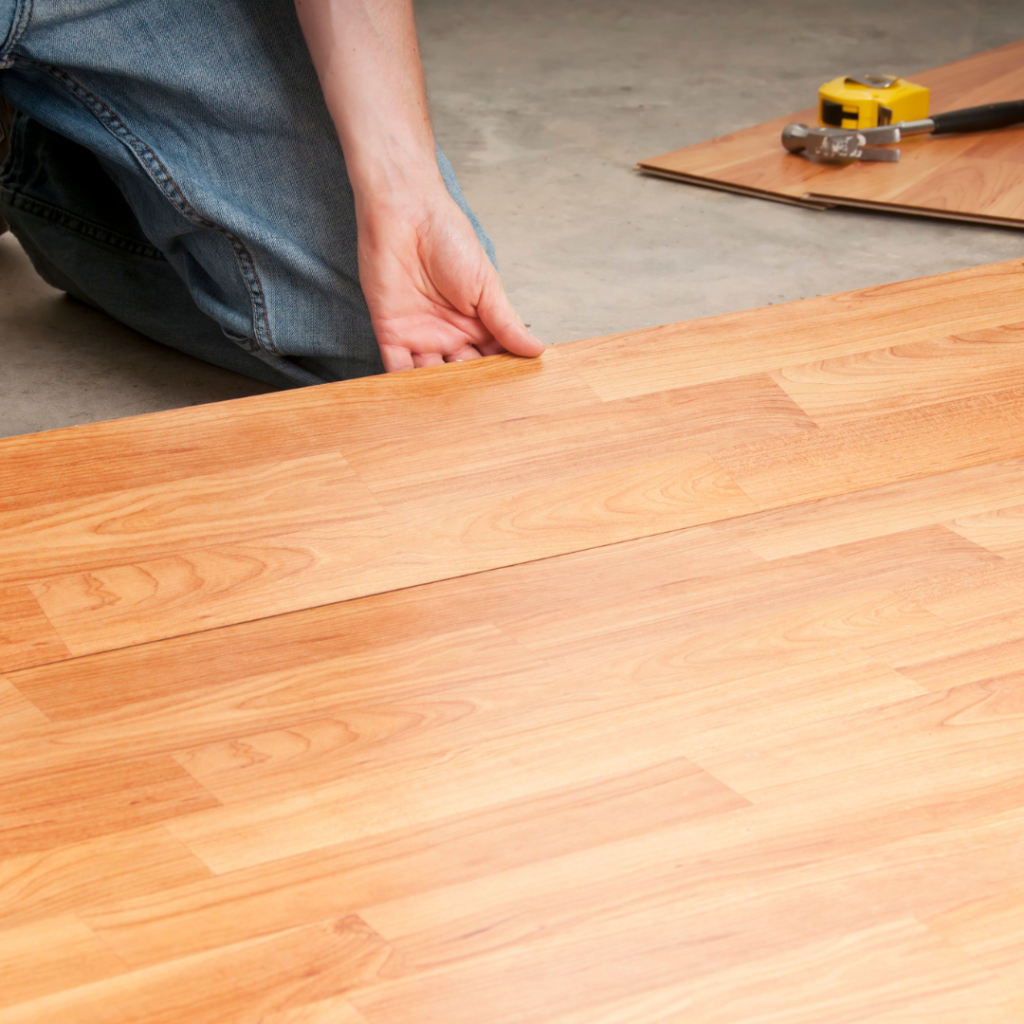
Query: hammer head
[[782, 123, 901, 162]]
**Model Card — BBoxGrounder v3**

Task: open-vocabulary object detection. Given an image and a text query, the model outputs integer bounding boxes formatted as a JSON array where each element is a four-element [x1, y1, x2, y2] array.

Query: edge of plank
[[634, 165, 833, 210]]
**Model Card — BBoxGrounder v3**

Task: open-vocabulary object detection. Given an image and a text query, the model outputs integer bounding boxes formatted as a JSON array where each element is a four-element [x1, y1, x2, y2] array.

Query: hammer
[[782, 99, 1024, 162]]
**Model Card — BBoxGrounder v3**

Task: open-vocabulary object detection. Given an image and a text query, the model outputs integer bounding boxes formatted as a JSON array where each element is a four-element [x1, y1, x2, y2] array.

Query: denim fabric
[[0, 0, 496, 385]]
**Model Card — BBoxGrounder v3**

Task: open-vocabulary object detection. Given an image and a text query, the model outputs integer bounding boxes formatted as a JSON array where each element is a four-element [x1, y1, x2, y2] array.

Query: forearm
[[294, 0, 544, 370], [293, 0, 444, 210]]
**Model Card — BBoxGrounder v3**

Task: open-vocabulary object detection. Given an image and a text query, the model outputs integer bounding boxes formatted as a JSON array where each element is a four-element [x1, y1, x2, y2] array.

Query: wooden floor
[[5, 260, 1024, 1021], [638, 39, 1024, 228]]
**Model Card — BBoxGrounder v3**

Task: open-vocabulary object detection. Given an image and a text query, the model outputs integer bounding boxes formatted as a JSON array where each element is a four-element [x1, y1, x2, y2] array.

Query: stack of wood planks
[[639, 39, 1024, 227], [4, 259, 1024, 1021]]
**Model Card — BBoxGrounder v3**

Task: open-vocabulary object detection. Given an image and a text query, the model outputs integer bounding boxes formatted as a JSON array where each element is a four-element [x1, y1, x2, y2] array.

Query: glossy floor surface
[[4, 260, 1024, 1021], [6, 0, 1024, 437]]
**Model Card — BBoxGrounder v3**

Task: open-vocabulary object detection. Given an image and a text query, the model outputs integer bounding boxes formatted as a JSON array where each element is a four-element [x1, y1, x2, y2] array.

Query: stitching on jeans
[[21, 59, 279, 353], [0, 0, 32, 68], [2, 185, 169, 259]]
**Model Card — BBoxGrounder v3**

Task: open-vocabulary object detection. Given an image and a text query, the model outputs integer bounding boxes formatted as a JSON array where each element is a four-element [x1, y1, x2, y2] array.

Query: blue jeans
[[0, 0, 496, 387]]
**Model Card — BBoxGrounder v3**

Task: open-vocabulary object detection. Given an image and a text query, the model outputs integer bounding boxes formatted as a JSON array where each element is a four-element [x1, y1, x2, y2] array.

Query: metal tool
[[782, 99, 1024, 163]]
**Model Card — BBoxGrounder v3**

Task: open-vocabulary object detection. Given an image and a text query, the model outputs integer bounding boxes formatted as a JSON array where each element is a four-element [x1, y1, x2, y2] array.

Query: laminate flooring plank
[[0, 355, 592, 516], [893, 558, 1024, 624], [0, 824, 213, 930], [162, 694, 746, 873], [4, 525, 757, 720], [693, 680, 1024, 809], [928, 888, 1024, 989], [948, 501, 1024, 560], [497, 526, 990, 660], [170, 653, 919, 809], [551, 260, 1024, 401], [0, 914, 127, 1010], [0, 588, 71, 673], [0, 453, 383, 585], [0, 756, 221, 857], [714, 457, 1024, 560], [710, 384, 1024, 509], [347, 892, 991, 1024], [864, 607, 1024, 685], [0, 625, 548, 790], [0, 916, 391, 1024], [527, 930, 1013, 1024], [361, 797, 1024, 983], [342, 374, 814, 505], [256, 997, 370, 1024], [82, 758, 735, 969], [26, 452, 757, 656], [770, 322, 1024, 424], [0, 678, 50, 736]]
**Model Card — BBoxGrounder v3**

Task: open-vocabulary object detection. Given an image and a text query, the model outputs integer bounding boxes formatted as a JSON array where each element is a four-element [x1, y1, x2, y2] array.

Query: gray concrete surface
[[4, 0, 1024, 437]]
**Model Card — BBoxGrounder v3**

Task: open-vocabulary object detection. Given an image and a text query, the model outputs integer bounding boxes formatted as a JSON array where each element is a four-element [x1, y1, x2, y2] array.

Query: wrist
[[351, 163, 452, 234]]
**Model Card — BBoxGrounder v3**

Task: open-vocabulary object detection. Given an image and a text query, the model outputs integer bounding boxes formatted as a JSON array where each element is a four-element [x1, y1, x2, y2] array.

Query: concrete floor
[[4, 0, 1024, 438]]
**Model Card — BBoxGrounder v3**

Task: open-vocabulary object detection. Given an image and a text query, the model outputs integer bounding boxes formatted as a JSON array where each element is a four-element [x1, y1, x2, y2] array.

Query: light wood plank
[[711, 384, 1024, 509], [83, 758, 739, 969], [0, 587, 70, 673], [948, 501, 1024, 560], [0, 453, 382, 585], [0, 756, 220, 857], [694, 679, 1024, 806], [771, 322, 1024, 424], [343, 374, 813, 504], [552, 260, 1024, 401], [865, 607, 1024, 688], [0, 679, 50, 737], [0, 825, 212, 930], [0, 915, 127, 1010], [163, 695, 745, 874], [716, 457, 1024, 560], [499, 527, 987, 659], [1, 524, 755, 721], [532, 928, 1013, 1024], [254, 996, 370, 1024], [892, 558, 1024, 624], [26, 452, 756, 656], [0, 916, 390, 1024], [0, 354, 590, 516], [928, 888, 1024, 987]]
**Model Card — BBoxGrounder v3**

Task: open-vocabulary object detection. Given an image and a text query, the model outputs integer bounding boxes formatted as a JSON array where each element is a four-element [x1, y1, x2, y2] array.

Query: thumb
[[475, 270, 545, 358]]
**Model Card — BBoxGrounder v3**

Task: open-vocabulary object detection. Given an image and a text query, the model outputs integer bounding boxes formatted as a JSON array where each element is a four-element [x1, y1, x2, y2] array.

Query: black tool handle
[[931, 99, 1024, 135]]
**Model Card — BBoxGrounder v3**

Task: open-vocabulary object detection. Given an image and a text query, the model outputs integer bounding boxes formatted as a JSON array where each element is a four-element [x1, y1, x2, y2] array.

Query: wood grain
[[5, 260, 1024, 1021], [0, 915, 126, 1010], [638, 39, 1024, 229], [0, 587, 70, 673], [0, 916, 390, 1024]]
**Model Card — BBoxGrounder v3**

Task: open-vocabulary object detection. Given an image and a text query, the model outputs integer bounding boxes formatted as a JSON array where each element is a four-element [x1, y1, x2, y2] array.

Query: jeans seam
[[1, 184, 170, 259], [0, 0, 32, 69], [20, 58, 279, 353]]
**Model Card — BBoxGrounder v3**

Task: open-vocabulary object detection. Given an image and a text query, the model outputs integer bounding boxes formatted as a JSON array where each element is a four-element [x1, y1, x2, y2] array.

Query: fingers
[[444, 344, 482, 363], [411, 344, 482, 368], [412, 352, 445, 368], [382, 343, 483, 372], [475, 275, 545, 359], [379, 344, 416, 373]]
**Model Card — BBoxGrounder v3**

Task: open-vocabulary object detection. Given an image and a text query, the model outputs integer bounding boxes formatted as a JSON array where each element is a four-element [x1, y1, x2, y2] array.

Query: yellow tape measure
[[818, 73, 930, 130]]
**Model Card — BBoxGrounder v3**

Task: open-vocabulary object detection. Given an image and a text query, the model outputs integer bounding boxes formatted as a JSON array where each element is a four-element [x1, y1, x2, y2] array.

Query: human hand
[[356, 188, 544, 372]]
